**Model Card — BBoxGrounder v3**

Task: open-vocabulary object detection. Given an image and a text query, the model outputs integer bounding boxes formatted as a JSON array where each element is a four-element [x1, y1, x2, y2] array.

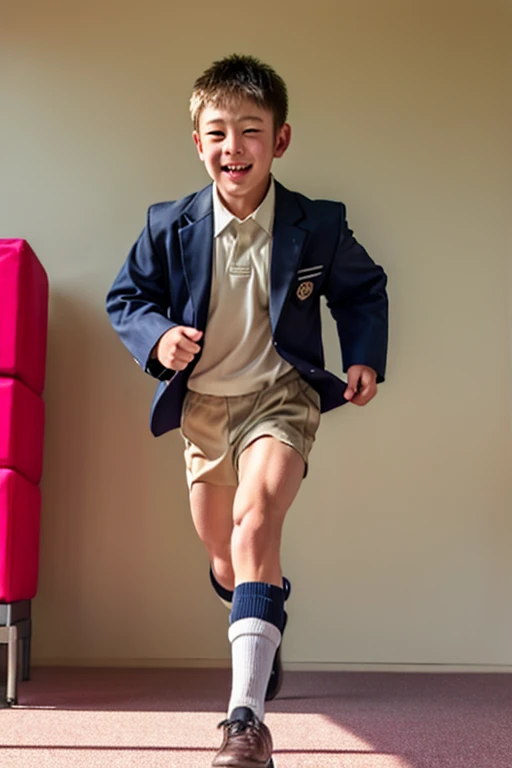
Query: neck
[[218, 176, 271, 220]]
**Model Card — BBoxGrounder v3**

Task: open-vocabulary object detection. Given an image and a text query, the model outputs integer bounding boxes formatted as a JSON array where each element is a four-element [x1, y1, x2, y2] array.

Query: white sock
[[227, 617, 282, 722]]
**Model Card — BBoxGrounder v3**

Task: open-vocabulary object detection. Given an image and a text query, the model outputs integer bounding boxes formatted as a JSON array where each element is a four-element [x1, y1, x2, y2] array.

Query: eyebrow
[[204, 116, 265, 126]]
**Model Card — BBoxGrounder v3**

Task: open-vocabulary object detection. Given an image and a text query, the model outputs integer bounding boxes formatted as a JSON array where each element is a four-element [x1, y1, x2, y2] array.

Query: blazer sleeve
[[324, 205, 389, 382], [106, 207, 177, 379]]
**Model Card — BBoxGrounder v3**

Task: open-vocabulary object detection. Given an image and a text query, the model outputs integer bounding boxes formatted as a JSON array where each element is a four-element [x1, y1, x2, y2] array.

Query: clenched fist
[[344, 365, 378, 406], [154, 326, 203, 371]]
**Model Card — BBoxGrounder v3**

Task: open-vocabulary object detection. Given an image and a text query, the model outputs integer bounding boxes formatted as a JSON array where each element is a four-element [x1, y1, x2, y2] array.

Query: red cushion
[[0, 378, 45, 485], [0, 468, 41, 602], [0, 239, 49, 396]]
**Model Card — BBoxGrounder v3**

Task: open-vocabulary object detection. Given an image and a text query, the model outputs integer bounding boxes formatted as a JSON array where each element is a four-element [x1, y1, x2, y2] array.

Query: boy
[[106, 54, 388, 767]]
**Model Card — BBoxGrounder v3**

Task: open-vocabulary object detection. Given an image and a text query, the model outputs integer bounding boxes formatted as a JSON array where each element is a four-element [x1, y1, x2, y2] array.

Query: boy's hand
[[154, 326, 203, 371], [344, 365, 378, 406]]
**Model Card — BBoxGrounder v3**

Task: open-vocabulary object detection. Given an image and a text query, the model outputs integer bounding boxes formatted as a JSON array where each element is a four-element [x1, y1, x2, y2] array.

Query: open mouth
[[222, 164, 252, 178]]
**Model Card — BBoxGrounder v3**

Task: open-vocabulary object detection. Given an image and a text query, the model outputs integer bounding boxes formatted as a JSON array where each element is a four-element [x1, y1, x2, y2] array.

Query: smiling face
[[193, 98, 291, 219]]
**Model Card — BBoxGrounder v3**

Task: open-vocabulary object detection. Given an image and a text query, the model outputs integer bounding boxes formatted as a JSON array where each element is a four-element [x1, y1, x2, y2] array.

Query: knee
[[232, 500, 282, 550]]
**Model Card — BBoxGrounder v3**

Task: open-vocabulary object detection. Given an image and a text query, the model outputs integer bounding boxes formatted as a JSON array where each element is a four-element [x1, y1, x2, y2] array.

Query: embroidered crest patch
[[297, 280, 314, 300]]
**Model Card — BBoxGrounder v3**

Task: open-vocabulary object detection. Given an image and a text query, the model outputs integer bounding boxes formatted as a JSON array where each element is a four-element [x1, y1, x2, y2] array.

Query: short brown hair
[[190, 54, 288, 132]]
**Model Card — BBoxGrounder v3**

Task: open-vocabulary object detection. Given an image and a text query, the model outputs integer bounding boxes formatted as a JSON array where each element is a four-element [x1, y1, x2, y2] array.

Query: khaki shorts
[[180, 369, 321, 488]]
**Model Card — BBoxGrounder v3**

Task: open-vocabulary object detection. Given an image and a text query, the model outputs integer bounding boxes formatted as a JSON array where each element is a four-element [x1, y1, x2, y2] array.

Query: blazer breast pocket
[[293, 264, 324, 306]]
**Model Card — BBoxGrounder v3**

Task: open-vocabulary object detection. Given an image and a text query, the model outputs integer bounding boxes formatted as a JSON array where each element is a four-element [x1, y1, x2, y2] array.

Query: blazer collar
[[270, 181, 309, 330], [181, 184, 213, 225], [180, 179, 305, 227], [274, 179, 306, 226]]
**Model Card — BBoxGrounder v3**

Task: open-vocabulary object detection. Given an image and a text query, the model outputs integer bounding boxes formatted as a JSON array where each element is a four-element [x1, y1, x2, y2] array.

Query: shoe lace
[[217, 715, 260, 737]]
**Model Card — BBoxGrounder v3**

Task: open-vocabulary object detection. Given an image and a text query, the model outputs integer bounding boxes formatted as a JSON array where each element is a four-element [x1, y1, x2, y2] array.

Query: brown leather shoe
[[212, 706, 273, 767]]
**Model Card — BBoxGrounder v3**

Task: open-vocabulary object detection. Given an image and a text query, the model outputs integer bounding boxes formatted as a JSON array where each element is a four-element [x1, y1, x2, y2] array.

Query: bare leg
[[220, 437, 304, 722], [189, 482, 236, 591], [232, 436, 304, 586]]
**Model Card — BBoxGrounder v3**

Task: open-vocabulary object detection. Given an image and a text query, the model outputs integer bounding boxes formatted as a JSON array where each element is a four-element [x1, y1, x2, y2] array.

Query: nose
[[225, 130, 243, 155]]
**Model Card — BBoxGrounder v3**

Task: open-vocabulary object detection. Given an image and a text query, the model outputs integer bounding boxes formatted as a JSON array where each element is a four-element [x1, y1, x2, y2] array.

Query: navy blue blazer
[[106, 180, 388, 437]]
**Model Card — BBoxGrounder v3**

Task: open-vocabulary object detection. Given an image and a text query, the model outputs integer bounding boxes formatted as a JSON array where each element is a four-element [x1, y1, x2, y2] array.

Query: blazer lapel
[[178, 186, 214, 331], [270, 181, 308, 331], [177, 181, 309, 334]]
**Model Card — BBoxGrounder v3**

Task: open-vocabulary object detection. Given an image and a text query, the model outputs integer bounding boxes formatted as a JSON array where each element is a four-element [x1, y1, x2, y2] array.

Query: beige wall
[[1, 0, 511, 669]]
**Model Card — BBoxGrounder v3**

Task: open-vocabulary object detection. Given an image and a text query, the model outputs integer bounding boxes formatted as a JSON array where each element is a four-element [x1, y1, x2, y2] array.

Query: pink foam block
[[0, 377, 45, 485], [0, 239, 49, 396], [0, 468, 41, 602]]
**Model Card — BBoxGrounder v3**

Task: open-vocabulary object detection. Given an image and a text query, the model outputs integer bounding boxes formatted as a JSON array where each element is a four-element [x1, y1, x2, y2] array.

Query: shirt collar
[[213, 176, 275, 238]]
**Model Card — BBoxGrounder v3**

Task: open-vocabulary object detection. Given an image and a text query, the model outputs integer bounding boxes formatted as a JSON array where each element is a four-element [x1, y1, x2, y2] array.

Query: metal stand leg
[[6, 626, 18, 705], [22, 627, 31, 682]]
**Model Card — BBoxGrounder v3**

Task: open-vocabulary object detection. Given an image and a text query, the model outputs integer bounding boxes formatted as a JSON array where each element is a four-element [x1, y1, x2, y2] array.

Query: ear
[[274, 123, 291, 159], [193, 131, 204, 161]]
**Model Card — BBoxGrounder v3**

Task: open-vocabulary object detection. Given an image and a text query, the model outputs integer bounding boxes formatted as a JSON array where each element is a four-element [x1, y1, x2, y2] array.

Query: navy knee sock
[[209, 566, 291, 607], [230, 581, 285, 632]]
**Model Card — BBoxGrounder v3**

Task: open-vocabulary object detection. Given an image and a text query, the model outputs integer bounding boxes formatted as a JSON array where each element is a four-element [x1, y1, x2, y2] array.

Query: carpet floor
[[1, 667, 511, 767]]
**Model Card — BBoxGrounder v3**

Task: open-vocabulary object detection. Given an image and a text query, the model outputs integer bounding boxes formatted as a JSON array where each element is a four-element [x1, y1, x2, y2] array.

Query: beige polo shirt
[[187, 178, 292, 395]]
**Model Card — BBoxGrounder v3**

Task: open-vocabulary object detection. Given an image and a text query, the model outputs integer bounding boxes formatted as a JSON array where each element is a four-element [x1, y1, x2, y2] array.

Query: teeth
[[226, 165, 249, 171]]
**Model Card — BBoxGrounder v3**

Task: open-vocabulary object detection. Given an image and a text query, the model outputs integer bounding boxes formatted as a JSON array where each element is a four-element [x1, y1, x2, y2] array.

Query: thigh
[[231, 437, 305, 585], [189, 481, 236, 552], [235, 436, 305, 529]]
